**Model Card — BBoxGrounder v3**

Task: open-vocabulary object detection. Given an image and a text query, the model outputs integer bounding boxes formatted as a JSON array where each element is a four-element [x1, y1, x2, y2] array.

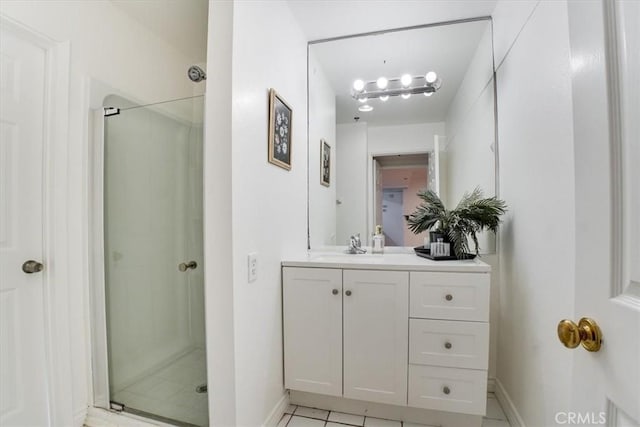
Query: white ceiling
[[287, 0, 497, 42], [110, 0, 208, 62], [310, 20, 491, 125]]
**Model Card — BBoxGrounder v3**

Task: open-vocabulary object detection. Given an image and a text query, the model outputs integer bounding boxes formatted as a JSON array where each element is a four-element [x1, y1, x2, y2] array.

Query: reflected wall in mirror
[[308, 18, 497, 252]]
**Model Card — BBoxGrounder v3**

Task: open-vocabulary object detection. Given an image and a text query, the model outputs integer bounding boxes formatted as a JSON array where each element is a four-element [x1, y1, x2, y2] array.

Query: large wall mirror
[[308, 18, 496, 252]]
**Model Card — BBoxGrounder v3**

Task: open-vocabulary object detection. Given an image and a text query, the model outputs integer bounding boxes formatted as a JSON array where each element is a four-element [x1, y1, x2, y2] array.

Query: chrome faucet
[[345, 233, 367, 254]]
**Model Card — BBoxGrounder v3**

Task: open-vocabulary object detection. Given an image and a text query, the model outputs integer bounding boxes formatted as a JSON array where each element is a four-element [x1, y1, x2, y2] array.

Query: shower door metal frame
[[88, 107, 111, 409]]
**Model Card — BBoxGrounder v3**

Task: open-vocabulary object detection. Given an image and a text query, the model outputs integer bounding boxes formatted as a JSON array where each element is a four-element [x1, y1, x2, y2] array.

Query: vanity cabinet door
[[283, 267, 343, 396], [343, 269, 409, 406]]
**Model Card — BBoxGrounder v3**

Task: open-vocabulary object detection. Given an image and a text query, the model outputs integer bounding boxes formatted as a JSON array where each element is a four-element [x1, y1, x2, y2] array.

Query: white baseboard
[[263, 392, 290, 427], [494, 378, 526, 427]]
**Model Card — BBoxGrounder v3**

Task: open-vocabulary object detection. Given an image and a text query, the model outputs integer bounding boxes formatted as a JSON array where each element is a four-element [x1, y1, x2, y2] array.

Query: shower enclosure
[[95, 94, 207, 426]]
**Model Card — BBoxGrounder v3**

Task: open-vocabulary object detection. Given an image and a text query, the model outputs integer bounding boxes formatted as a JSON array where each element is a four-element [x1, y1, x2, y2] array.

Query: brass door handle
[[557, 317, 602, 352]]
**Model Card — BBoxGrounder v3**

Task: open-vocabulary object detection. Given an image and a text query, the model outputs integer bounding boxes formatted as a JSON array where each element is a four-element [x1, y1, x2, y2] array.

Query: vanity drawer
[[409, 319, 489, 369], [410, 272, 489, 321], [408, 365, 487, 415]]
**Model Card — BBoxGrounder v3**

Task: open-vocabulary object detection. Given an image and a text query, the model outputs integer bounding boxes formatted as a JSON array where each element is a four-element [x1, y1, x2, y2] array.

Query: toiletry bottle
[[372, 225, 384, 254]]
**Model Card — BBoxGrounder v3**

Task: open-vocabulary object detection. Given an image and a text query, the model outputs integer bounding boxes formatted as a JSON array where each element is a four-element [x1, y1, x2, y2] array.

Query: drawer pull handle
[[345, 290, 352, 296], [444, 342, 452, 349], [445, 294, 453, 301], [443, 386, 451, 395], [332, 289, 339, 295]]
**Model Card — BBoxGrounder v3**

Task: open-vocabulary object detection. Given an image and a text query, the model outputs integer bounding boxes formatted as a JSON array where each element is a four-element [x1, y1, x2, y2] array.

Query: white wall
[[367, 122, 444, 156], [203, 1, 236, 424], [493, 1, 576, 426], [227, 1, 308, 425], [0, 2, 205, 424], [336, 123, 369, 245], [308, 50, 337, 247]]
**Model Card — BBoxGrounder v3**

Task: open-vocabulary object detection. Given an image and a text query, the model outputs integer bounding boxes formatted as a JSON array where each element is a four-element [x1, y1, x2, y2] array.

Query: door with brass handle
[[557, 317, 602, 352], [22, 260, 44, 274], [178, 261, 197, 272]]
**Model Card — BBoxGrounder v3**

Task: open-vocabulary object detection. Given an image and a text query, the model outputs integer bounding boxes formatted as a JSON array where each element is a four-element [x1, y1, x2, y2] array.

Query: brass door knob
[[557, 317, 602, 352], [22, 260, 44, 274]]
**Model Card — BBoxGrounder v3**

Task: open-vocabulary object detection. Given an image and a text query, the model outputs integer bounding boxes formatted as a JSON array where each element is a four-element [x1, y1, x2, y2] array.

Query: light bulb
[[358, 96, 368, 103], [401, 93, 411, 100], [379, 95, 389, 102], [400, 74, 412, 87], [353, 79, 365, 92], [425, 71, 437, 84], [423, 91, 433, 97], [376, 77, 388, 90], [359, 104, 373, 112]]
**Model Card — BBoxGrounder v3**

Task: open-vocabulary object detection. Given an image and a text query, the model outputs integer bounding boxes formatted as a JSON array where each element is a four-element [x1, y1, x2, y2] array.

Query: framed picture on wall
[[320, 139, 330, 187], [268, 88, 292, 170]]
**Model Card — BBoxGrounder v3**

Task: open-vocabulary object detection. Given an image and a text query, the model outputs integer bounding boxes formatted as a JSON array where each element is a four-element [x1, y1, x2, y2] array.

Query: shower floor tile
[[112, 348, 208, 426]]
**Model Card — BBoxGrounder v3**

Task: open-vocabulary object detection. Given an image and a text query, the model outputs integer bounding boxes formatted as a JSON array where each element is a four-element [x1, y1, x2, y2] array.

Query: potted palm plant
[[406, 187, 507, 259]]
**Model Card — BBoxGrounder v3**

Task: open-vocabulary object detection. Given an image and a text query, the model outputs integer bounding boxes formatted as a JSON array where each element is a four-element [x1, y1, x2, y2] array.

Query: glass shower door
[[103, 95, 207, 426]]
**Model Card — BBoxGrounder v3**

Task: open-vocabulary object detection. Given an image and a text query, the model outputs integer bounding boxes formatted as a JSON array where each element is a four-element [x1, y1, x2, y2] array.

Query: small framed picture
[[268, 88, 292, 170], [320, 139, 330, 187]]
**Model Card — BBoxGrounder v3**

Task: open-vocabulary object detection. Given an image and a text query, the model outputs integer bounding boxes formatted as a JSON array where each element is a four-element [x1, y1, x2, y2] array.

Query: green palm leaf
[[407, 187, 507, 257]]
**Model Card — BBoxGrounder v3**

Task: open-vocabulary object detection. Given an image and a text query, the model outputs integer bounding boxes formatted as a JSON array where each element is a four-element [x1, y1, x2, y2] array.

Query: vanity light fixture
[[352, 72, 441, 101]]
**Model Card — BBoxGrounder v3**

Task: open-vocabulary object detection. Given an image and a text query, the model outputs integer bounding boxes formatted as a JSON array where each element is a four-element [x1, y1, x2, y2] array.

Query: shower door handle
[[178, 261, 197, 272]]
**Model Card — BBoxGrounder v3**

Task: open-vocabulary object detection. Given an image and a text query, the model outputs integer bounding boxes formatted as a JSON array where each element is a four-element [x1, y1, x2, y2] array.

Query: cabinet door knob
[[445, 294, 453, 301], [345, 290, 352, 296], [332, 289, 339, 295], [443, 386, 451, 395], [444, 342, 452, 349], [179, 261, 197, 272]]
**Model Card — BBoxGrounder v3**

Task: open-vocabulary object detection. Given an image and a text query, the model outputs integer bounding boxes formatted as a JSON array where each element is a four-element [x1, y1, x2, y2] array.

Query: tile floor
[[278, 394, 510, 427], [111, 348, 208, 426]]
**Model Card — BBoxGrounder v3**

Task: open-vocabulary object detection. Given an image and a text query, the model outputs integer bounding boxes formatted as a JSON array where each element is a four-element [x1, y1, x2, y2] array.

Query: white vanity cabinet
[[283, 267, 409, 405], [282, 267, 343, 396], [407, 271, 490, 415], [282, 254, 491, 424], [343, 269, 408, 405]]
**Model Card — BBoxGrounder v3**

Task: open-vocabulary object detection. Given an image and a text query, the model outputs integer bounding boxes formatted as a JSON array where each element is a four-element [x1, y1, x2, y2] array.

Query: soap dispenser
[[372, 225, 385, 254]]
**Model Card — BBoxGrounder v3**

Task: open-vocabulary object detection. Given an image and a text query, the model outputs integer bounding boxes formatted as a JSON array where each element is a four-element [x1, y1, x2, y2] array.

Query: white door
[[283, 267, 343, 396], [382, 189, 404, 246], [565, 1, 639, 424], [343, 270, 408, 405], [0, 24, 50, 426]]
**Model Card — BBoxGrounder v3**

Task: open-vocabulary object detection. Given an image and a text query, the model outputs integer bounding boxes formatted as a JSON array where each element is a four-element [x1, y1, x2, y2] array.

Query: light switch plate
[[248, 252, 258, 282]]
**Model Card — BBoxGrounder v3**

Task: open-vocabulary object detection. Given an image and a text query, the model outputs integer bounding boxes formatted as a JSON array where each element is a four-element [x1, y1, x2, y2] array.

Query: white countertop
[[282, 247, 490, 273]]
